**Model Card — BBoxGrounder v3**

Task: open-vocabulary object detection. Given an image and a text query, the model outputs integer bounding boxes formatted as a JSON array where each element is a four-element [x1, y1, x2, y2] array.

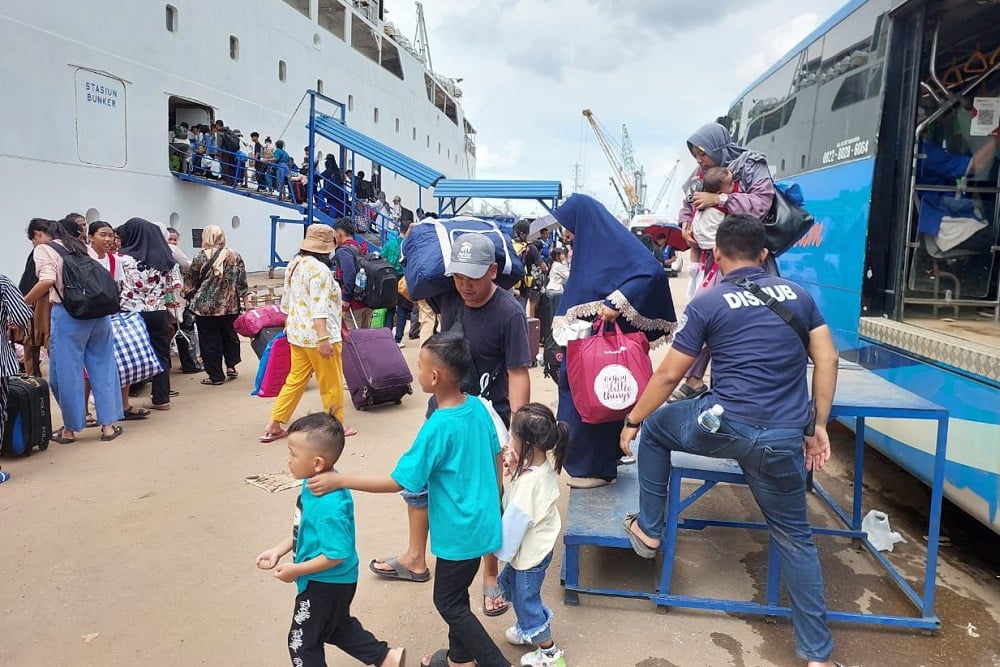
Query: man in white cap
[[366, 233, 532, 616]]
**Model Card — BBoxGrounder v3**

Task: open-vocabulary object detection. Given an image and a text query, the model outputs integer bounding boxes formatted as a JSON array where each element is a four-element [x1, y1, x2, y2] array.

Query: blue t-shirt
[[672, 266, 825, 429], [293, 480, 360, 593], [391, 397, 503, 561]]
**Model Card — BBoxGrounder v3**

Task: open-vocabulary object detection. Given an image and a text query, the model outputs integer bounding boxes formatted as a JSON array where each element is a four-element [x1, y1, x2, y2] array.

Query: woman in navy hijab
[[552, 194, 676, 487]]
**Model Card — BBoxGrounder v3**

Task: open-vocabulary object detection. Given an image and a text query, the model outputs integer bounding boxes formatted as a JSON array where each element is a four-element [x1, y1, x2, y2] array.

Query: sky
[[387, 0, 847, 218]]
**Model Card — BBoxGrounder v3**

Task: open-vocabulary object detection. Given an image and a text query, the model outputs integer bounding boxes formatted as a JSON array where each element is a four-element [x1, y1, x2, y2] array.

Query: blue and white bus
[[727, 0, 1000, 531]]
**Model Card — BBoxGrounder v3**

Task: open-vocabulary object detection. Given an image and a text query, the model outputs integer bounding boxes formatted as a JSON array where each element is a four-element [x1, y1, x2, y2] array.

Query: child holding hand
[[308, 332, 512, 667], [256, 413, 405, 667], [495, 404, 568, 667]]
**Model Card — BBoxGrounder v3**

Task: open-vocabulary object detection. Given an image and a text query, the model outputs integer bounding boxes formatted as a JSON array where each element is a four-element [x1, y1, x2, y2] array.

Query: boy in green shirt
[[311, 332, 511, 667], [256, 413, 405, 667]]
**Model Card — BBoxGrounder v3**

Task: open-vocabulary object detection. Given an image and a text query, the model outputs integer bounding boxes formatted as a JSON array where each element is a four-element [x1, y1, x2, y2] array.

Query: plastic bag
[[862, 510, 906, 552]]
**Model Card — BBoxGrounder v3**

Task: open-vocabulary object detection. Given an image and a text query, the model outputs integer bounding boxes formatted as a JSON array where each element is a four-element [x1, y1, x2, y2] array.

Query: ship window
[[229, 35, 239, 61], [438, 142, 441, 154], [426, 135, 430, 148], [348, 95, 354, 111], [380, 41, 404, 80], [447, 148, 451, 159], [412, 127, 416, 140], [444, 98, 458, 125], [374, 107, 379, 124], [351, 15, 379, 63], [165, 5, 177, 32], [231, 215, 241, 230], [318, 0, 346, 40], [278, 60, 287, 82], [282, 0, 310, 19], [395, 118, 400, 133], [86, 208, 101, 224], [316, 79, 323, 94], [424, 74, 435, 104], [169, 212, 180, 228], [313, 33, 321, 48]]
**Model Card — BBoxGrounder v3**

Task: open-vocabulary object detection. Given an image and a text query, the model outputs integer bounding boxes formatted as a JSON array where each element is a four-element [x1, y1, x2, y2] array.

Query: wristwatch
[[624, 415, 642, 428], [717, 193, 729, 206]]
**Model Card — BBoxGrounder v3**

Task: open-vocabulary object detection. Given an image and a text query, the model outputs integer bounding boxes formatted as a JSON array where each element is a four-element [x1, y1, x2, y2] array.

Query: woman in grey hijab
[[674, 122, 776, 401]]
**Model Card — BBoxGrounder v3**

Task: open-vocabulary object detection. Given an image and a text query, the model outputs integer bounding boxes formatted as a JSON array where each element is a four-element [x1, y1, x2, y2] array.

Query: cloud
[[389, 0, 847, 213]]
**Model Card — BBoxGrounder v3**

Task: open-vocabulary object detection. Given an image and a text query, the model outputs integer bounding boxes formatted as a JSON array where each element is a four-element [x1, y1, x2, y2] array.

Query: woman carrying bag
[[183, 225, 250, 386], [551, 194, 676, 488]]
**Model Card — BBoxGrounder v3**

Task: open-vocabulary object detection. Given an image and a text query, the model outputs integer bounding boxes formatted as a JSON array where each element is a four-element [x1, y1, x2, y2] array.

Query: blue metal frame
[[561, 363, 949, 630]]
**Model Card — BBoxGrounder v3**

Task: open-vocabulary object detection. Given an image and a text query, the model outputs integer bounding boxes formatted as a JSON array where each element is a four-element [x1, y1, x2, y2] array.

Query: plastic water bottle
[[355, 267, 367, 292], [697, 404, 724, 433]]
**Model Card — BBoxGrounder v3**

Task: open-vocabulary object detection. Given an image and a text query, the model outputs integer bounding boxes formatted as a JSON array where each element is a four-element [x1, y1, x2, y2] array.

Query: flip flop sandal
[[259, 430, 287, 444], [122, 408, 151, 421], [100, 425, 124, 442], [668, 382, 708, 403], [0, 469, 10, 484], [623, 513, 657, 559], [368, 556, 431, 582], [144, 402, 171, 411], [52, 427, 75, 445], [84, 413, 99, 428], [421, 648, 449, 667], [483, 583, 509, 617], [201, 378, 225, 386], [226, 369, 239, 380], [344, 426, 359, 437]]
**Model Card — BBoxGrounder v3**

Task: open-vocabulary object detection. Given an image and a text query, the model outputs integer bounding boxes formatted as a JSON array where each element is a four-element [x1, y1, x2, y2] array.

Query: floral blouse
[[184, 250, 249, 317], [281, 255, 343, 347], [118, 254, 181, 313]]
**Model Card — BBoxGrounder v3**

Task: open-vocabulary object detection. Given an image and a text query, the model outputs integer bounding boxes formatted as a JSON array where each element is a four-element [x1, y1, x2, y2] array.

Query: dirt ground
[[3, 281, 1000, 666]]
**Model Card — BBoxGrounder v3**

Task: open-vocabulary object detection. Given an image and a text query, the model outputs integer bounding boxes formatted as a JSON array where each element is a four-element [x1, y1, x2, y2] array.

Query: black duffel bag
[[762, 183, 815, 257]]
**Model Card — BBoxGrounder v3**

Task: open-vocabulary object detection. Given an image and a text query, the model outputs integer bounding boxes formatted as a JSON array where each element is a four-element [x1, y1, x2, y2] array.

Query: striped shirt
[[0, 274, 33, 377]]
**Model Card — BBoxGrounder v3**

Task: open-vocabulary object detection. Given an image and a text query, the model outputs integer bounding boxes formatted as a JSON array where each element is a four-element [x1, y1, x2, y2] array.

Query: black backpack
[[357, 253, 398, 310], [48, 243, 120, 319], [220, 129, 240, 154], [337, 246, 398, 310]]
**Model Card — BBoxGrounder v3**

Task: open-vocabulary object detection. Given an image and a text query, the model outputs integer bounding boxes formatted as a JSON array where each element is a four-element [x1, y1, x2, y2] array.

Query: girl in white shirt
[[544, 247, 570, 293], [495, 403, 569, 667]]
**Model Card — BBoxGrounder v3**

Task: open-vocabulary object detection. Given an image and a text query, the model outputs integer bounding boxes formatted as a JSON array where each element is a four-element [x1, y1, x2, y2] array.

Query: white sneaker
[[520, 647, 566, 667], [396, 341, 406, 348], [505, 626, 533, 646]]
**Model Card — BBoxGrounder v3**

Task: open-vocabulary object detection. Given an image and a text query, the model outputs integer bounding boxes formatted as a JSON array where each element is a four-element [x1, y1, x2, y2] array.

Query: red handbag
[[567, 322, 653, 424]]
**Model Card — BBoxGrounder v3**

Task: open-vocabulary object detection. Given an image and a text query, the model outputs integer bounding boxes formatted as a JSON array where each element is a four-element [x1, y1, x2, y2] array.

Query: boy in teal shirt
[[311, 333, 511, 667], [256, 413, 405, 667]]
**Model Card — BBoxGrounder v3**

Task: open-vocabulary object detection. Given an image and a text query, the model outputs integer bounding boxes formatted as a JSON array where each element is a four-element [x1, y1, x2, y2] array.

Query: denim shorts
[[400, 487, 428, 509]]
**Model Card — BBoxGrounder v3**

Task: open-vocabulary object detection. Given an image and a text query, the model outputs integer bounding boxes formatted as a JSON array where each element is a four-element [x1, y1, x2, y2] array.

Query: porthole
[[165, 5, 178, 32], [313, 32, 321, 48], [169, 212, 180, 227], [231, 215, 241, 230], [278, 60, 287, 82], [316, 79, 323, 94], [229, 35, 239, 61], [374, 107, 379, 123], [85, 208, 100, 223], [348, 95, 354, 111]]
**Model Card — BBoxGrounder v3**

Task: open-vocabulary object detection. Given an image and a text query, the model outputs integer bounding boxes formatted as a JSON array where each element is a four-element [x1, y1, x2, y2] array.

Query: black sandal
[[52, 427, 75, 444], [100, 425, 123, 442], [201, 378, 225, 386]]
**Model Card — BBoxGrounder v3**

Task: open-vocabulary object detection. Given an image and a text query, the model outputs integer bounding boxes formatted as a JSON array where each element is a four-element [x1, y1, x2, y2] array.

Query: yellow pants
[[270, 343, 345, 425]]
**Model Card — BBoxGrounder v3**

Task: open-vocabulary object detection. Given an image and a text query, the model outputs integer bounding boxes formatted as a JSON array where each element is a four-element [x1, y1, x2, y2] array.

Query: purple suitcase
[[342, 327, 413, 410]]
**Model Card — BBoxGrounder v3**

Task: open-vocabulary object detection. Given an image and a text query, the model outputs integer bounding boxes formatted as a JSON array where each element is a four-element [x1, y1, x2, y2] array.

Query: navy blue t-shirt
[[672, 266, 825, 429]]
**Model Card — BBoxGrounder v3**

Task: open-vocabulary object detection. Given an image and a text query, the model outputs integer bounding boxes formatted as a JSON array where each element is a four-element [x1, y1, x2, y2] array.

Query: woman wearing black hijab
[[116, 218, 180, 410]]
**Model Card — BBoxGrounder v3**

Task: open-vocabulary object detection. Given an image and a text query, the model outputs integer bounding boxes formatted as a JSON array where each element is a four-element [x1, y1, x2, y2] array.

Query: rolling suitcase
[[342, 328, 412, 410], [2, 374, 52, 457], [252, 326, 284, 360], [527, 317, 541, 366]]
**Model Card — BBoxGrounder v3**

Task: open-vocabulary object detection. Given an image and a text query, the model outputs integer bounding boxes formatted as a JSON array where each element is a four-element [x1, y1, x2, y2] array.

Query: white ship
[[0, 0, 476, 271]]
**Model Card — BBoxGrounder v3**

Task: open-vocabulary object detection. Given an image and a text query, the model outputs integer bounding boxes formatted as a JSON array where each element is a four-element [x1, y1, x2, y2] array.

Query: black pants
[[139, 310, 171, 405], [288, 581, 389, 667], [195, 314, 240, 383], [175, 316, 200, 372], [433, 557, 510, 667]]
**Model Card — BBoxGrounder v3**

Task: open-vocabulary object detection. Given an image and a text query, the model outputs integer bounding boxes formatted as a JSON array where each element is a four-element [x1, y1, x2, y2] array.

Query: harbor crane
[[649, 159, 681, 214], [582, 109, 647, 216]]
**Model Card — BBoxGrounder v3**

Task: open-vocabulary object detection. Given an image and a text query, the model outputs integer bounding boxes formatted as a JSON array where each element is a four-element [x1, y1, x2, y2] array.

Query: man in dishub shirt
[[619, 215, 841, 667]]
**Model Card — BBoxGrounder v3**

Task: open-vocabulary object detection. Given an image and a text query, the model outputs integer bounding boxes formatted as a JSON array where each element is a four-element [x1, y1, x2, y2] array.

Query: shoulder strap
[[732, 276, 809, 349]]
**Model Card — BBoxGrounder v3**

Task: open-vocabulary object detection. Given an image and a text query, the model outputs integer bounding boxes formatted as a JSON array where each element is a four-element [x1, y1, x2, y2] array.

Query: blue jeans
[[49, 305, 123, 431], [498, 551, 554, 644], [394, 301, 412, 343], [638, 394, 833, 663]]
